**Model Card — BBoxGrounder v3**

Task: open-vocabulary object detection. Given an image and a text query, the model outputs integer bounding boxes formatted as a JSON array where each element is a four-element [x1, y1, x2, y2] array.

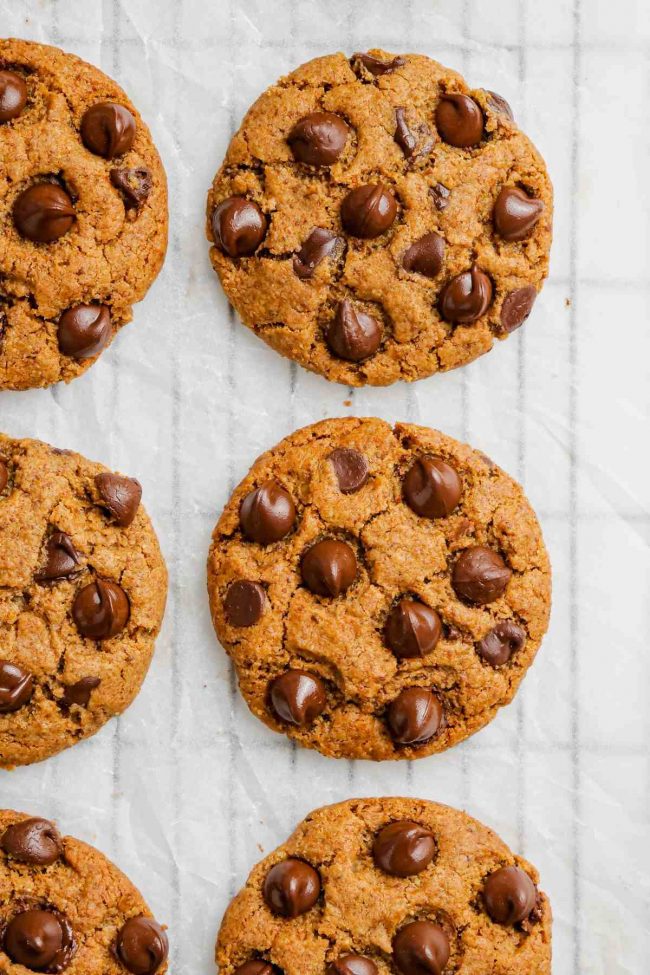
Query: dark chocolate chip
[[114, 916, 168, 975], [373, 820, 436, 877], [486, 90, 514, 120], [0, 70, 27, 123], [394, 108, 432, 161], [387, 688, 443, 746], [288, 112, 350, 166], [269, 670, 327, 726], [392, 920, 450, 975], [263, 859, 321, 917], [341, 184, 397, 238], [327, 955, 378, 975], [477, 621, 526, 666], [493, 186, 544, 241], [212, 197, 267, 257], [439, 265, 493, 324], [436, 93, 484, 147], [429, 183, 450, 211], [301, 539, 357, 597], [57, 303, 112, 359], [293, 228, 341, 279], [224, 581, 266, 627], [0, 660, 34, 713], [72, 578, 130, 640], [95, 473, 142, 527], [240, 481, 296, 544], [0, 460, 7, 493], [402, 233, 445, 278], [483, 866, 537, 925], [234, 963, 278, 975], [61, 676, 101, 708], [13, 183, 75, 243], [326, 300, 382, 362], [385, 600, 441, 659], [328, 448, 369, 493], [3, 908, 76, 972], [452, 546, 511, 605], [353, 52, 406, 76], [110, 167, 152, 209], [0, 817, 62, 866], [81, 102, 136, 158], [499, 286, 537, 334], [35, 532, 80, 582], [403, 457, 462, 518]]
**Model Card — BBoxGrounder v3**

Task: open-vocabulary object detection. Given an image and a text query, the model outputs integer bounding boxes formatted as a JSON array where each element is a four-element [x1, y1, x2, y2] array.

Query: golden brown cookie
[[207, 418, 551, 760], [0, 38, 168, 391], [0, 433, 167, 767], [216, 798, 551, 975], [0, 809, 169, 975], [206, 50, 552, 386]]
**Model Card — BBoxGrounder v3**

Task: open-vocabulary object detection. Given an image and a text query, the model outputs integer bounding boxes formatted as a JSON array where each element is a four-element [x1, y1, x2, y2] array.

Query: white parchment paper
[[1, 1, 649, 972]]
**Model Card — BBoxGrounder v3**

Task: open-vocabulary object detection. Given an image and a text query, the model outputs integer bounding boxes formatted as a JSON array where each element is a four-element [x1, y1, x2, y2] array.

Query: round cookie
[[0, 38, 168, 391], [0, 809, 169, 975], [206, 50, 552, 386], [0, 433, 167, 767], [207, 418, 551, 760], [216, 798, 551, 975]]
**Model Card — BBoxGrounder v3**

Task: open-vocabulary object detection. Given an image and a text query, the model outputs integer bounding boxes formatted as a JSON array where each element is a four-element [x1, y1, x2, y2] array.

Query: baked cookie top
[[0, 433, 167, 767], [0, 38, 168, 391], [206, 50, 552, 386], [0, 809, 169, 975], [216, 798, 551, 975], [207, 418, 551, 761]]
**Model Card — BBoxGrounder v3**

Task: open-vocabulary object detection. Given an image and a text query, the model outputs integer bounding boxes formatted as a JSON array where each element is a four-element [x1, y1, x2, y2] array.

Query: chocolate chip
[[81, 102, 136, 158], [477, 621, 526, 667], [0, 70, 27, 123], [57, 303, 112, 359], [402, 233, 445, 278], [387, 688, 443, 746], [35, 532, 80, 582], [499, 286, 537, 334], [61, 676, 101, 708], [288, 112, 350, 166], [0, 660, 34, 713], [263, 858, 321, 917], [327, 956, 377, 975], [483, 866, 537, 925], [72, 578, 130, 640], [353, 52, 406, 76], [224, 581, 266, 627], [392, 921, 450, 975], [486, 90, 514, 120], [240, 481, 296, 544], [95, 473, 142, 527], [0, 460, 7, 493], [439, 265, 493, 324], [429, 183, 450, 211], [114, 916, 168, 975], [234, 963, 277, 975], [341, 184, 397, 238], [394, 108, 431, 161], [373, 821, 435, 877], [326, 300, 382, 362], [110, 167, 152, 209], [301, 539, 357, 597], [293, 228, 341, 279], [385, 600, 441, 659], [452, 546, 511, 605], [404, 457, 462, 518], [3, 908, 75, 972], [1, 818, 62, 866], [269, 670, 327, 726], [493, 186, 544, 241], [329, 448, 369, 493], [435, 92, 484, 148], [13, 183, 75, 243], [212, 196, 267, 258]]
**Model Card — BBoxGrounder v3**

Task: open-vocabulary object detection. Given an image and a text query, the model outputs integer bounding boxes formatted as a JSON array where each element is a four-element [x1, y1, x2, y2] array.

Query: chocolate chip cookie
[[206, 51, 552, 386], [207, 418, 551, 760], [0, 433, 167, 767], [0, 38, 168, 391], [215, 798, 551, 975], [0, 809, 169, 975]]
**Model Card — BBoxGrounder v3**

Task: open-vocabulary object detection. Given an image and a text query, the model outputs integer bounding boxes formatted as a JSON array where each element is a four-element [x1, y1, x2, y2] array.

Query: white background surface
[[1, 1, 649, 972]]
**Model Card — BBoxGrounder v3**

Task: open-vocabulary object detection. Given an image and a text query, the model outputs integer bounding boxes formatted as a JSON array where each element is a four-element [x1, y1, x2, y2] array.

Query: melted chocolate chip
[[341, 184, 397, 238], [403, 457, 462, 518], [35, 532, 80, 582], [13, 183, 75, 243], [288, 112, 350, 166], [486, 90, 514, 120], [435, 92, 484, 148], [269, 670, 327, 726], [114, 916, 168, 975], [110, 167, 152, 209], [482, 866, 537, 925], [477, 621, 526, 666], [394, 108, 432, 161], [392, 920, 450, 975], [326, 300, 382, 362], [0, 660, 34, 713], [61, 676, 101, 708], [402, 233, 445, 278], [234, 963, 277, 975], [0, 70, 27, 123], [328, 448, 369, 493], [72, 578, 130, 640], [493, 186, 544, 241], [387, 688, 443, 746], [439, 266, 493, 324], [293, 228, 341, 279], [95, 473, 142, 527], [263, 859, 321, 917], [327, 955, 378, 975], [240, 481, 296, 544], [385, 600, 441, 659], [429, 183, 450, 211], [452, 546, 511, 605], [499, 286, 537, 334], [373, 821, 436, 876], [57, 304, 112, 359], [212, 197, 267, 258], [3, 908, 76, 973], [353, 52, 406, 76], [0, 818, 62, 866], [81, 102, 136, 158], [301, 539, 357, 597], [224, 581, 266, 627]]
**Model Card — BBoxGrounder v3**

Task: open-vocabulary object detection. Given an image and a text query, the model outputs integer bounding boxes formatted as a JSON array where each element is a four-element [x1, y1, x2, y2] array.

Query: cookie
[[0, 39, 168, 391], [207, 418, 550, 760], [0, 433, 167, 767], [206, 50, 552, 386], [0, 809, 169, 975], [216, 797, 551, 975]]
